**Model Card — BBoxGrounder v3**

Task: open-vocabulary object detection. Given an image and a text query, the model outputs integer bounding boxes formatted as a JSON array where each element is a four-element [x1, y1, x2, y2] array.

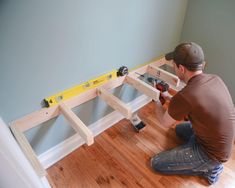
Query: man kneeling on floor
[[151, 42, 235, 185]]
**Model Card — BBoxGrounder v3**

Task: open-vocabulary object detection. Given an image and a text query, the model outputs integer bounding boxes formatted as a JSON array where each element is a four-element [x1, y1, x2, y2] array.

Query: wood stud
[[97, 88, 133, 119], [125, 75, 160, 101]]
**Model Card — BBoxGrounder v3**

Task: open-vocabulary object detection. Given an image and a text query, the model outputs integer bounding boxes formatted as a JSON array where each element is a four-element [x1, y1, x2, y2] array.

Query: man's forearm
[[155, 100, 166, 124], [155, 100, 176, 128]]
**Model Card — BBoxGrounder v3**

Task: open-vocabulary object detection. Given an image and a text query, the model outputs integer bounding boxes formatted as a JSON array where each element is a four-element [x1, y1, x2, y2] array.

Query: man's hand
[[159, 91, 172, 105], [161, 91, 172, 101], [155, 100, 176, 128]]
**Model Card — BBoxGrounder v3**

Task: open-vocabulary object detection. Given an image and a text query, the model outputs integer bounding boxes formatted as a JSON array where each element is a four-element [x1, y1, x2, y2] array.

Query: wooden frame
[[10, 124, 46, 177], [10, 57, 181, 177], [147, 65, 180, 87], [125, 75, 160, 101], [59, 102, 94, 145], [97, 88, 133, 119]]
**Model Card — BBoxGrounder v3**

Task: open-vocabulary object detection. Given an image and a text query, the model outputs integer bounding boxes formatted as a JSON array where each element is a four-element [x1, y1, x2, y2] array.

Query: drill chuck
[[147, 77, 169, 92]]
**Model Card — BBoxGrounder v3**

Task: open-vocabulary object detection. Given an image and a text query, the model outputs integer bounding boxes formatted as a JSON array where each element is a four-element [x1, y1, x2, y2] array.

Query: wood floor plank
[[47, 101, 235, 188]]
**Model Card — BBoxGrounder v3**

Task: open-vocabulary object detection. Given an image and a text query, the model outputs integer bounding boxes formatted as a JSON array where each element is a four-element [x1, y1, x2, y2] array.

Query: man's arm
[[155, 92, 176, 128]]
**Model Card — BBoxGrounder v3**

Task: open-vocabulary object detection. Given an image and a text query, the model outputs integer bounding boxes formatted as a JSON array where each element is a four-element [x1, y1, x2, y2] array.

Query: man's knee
[[150, 154, 172, 173], [175, 122, 193, 141]]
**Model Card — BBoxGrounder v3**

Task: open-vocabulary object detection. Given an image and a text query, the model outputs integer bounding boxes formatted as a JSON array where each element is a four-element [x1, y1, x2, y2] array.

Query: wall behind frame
[[0, 0, 188, 155]]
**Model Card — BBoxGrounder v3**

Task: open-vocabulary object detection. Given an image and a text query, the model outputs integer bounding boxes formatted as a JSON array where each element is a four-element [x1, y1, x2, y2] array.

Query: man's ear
[[202, 61, 206, 69], [178, 64, 186, 73]]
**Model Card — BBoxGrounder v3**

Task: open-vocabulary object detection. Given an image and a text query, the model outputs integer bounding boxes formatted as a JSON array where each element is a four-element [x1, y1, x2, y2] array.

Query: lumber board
[[11, 58, 168, 133], [128, 57, 167, 79], [98, 88, 133, 119], [10, 124, 46, 177], [59, 102, 94, 146], [11, 76, 126, 132], [147, 65, 180, 87], [125, 75, 160, 101]]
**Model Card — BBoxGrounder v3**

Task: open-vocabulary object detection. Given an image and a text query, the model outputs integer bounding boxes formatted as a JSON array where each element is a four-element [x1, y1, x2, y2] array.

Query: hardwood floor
[[47, 102, 235, 188]]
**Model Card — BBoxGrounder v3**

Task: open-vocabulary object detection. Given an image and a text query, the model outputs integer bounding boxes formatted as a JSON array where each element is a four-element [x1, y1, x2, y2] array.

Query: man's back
[[169, 73, 235, 162]]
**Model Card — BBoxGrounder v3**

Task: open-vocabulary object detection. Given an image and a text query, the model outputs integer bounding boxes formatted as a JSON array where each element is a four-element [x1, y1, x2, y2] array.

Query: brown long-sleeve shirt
[[168, 73, 235, 162]]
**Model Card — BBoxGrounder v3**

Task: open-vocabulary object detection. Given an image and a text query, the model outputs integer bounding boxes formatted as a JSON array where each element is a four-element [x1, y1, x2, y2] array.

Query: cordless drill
[[147, 77, 169, 104]]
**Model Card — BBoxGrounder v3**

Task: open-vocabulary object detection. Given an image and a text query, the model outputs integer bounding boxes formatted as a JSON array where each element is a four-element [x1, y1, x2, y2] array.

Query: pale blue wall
[[181, 0, 235, 102], [0, 0, 187, 155]]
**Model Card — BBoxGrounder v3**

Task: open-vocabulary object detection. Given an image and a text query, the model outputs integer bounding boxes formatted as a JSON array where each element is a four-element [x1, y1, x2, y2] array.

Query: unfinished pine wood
[[47, 102, 235, 188], [97, 88, 133, 119], [10, 57, 169, 134], [127, 56, 167, 79], [10, 124, 46, 177], [10, 57, 168, 133], [59, 102, 94, 146], [125, 75, 160, 101], [147, 65, 180, 87], [11, 76, 126, 133]]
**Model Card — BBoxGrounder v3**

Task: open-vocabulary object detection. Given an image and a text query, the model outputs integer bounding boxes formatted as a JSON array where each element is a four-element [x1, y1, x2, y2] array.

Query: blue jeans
[[151, 122, 221, 177]]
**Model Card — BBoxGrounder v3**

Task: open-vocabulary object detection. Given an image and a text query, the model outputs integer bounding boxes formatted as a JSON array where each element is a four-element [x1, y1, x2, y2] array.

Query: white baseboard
[[41, 177, 51, 188], [38, 95, 152, 169]]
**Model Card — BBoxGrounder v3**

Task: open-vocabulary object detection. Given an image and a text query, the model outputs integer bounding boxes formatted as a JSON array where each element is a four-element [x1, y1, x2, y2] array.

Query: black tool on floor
[[130, 114, 146, 132]]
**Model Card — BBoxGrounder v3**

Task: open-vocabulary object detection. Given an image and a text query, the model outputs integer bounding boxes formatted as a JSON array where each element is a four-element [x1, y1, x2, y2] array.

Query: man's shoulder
[[186, 73, 223, 90], [191, 73, 220, 83], [180, 73, 229, 103], [201, 73, 226, 87], [203, 73, 221, 80]]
